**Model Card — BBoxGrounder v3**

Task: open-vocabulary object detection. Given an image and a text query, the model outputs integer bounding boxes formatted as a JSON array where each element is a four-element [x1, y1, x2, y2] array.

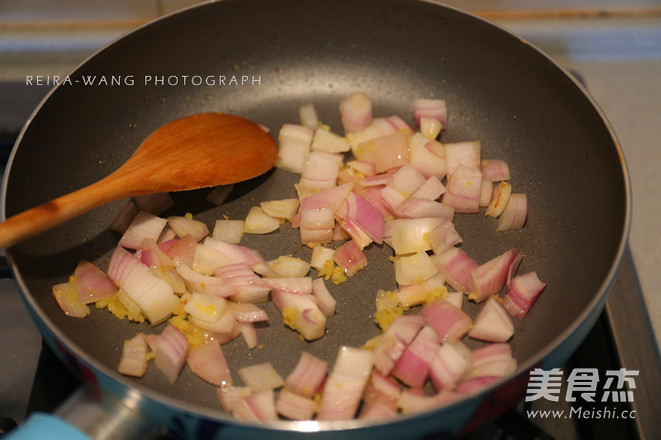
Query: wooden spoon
[[0, 112, 278, 249]]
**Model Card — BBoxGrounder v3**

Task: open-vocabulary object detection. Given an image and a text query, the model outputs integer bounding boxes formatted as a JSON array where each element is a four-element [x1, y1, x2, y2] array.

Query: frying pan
[[2, 0, 630, 438]]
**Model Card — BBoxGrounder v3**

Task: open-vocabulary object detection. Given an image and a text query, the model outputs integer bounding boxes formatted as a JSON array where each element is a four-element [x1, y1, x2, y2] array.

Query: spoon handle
[[0, 178, 127, 249]]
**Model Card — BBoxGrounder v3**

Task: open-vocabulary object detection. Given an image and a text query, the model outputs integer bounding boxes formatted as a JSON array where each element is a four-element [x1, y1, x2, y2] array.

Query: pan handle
[[4, 387, 163, 440]]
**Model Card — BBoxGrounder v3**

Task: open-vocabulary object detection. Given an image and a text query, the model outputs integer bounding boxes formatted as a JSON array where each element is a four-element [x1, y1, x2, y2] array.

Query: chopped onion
[[412, 176, 446, 200], [373, 314, 425, 375], [479, 179, 494, 207], [217, 386, 252, 413], [299, 103, 319, 129], [272, 290, 326, 340], [481, 159, 511, 181], [71, 260, 117, 304], [444, 141, 481, 177], [391, 326, 438, 388], [413, 98, 447, 129], [310, 246, 335, 270], [163, 234, 197, 267], [311, 127, 351, 153], [183, 291, 228, 323], [340, 92, 373, 133], [429, 342, 472, 391], [238, 362, 285, 392], [427, 218, 462, 255], [497, 193, 527, 231], [176, 264, 236, 297], [243, 206, 280, 234], [108, 246, 179, 325], [503, 271, 546, 319], [485, 181, 512, 218], [203, 237, 266, 267], [147, 324, 188, 384], [354, 132, 409, 173], [276, 389, 317, 420], [431, 247, 479, 293], [228, 301, 269, 323], [311, 278, 336, 317], [420, 298, 472, 343], [408, 133, 446, 179], [232, 390, 278, 422], [299, 151, 344, 191], [212, 219, 245, 244], [266, 256, 311, 278], [119, 210, 168, 250], [395, 251, 438, 286], [467, 248, 520, 302], [317, 346, 374, 420], [471, 343, 517, 378], [117, 333, 148, 377], [332, 240, 367, 276], [346, 160, 376, 177], [260, 198, 300, 221], [469, 297, 515, 342], [285, 351, 328, 398], [238, 322, 258, 349], [52, 282, 89, 318], [441, 165, 482, 214], [389, 218, 446, 255], [275, 123, 313, 173], [420, 117, 443, 139], [394, 197, 454, 220], [187, 341, 232, 386]]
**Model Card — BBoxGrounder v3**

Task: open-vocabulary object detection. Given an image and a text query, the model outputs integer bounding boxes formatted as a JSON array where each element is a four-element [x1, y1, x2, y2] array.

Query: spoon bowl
[[0, 112, 278, 248]]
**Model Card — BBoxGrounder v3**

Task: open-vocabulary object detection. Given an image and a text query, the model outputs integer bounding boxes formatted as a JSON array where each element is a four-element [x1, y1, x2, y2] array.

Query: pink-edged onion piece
[[232, 389, 278, 422], [420, 297, 473, 344], [467, 248, 521, 302], [471, 343, 517, 378], [444, 141, 481, 177], [354, 132, 409, 174], [276, 389, 317, 421], [442, 165, 482, 214], [71, 260, 118, 304], [503, 271, 546, 319], [413, 98, 447, 129], [391, 326, 439, 388], [317, 346, 374, 421], [468, 296, 515, 343], [285, 351, 328, 399], [147, 324, 188, 384], [431, 247, 479, 293], [340, 92, 373, 134], [332, 240, 367, 277], [117, 333, 148, 377], [497, 193, 527, 231], [275, 123, 313, 174], [481, 159, 511, 181], [187, 341, 232, 386], [429, 342, 472, 392], [373, 314, 425, 375], [52, 282, 90, 318], [272, 290, 326, 341]]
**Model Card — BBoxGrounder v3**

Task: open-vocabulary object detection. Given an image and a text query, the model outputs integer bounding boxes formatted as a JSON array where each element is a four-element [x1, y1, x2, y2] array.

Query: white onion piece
[[52, 282, 90, 318], [192, 244, 235, 275], [389, 218, 446, 255], [444, 290, 464, 309], [393, 197, 454, 220], [217, 386, 252, 413], [427, 218, 462, 255], [389, 164, 426, 196], [471, 343, 516, 378], [346, 118, 396, 152], [311, 127, 351, 153], [71, 260, 117, 304], [147, 324, 188, 384], [212, 219, 244, 244], [243, 206, 280, 234], [346, 160, 376, 177], [176, 264, 236, 297], [497, 193, 527, 231], [503, 271, 546, 319], [265, 277, 312, 295], [444, 141, 481, 177], [467, 248, 520, 302], [110, 201, 138, 234], [183, 292, 228, 323], [238, 322, 258, 349], [299, 151, 344, 191], [479, 179, 494, 207], [408, 133, 446, 180], [380, 185, 408, 211], [391, 326, 438, 388], [420, 298, 472, 344], [266, 256, 310, 278], [317, 346, 374, 420], [203, 237, 266, 267], [429, 342, 472, 391], [309, 246, 335, 270], [373, 314, 425, 375], [191, 309, 237, 335], [117, 333, 148, 377], [275, 123, 313, 173], [162, 235, 197, 267], [272, 290, 326, 340], [238, 362, 285, 392], [469, 297, 514, 342], [395, 251, 438, 286], [260, 198, 299, 221], [481, 159, 511, 181], [232, 390, 278, 422], [311, 277, 336, 317], [119, 210, 168, 250], [228, 302, 269, 323], [276, 389, 317, 420], [412, 176, 446, 200], [413, 98, 447, 128], [431, 247, 478, 293], [134, 192, 174, 215], [285, 351, 328, 398], [396, 273, 446, 309], [187, 341, 232, 386], [354, 132, 409, 173], [485, 181, 512, 218], [420, 117, 443, 139], [442, 165, 482, 214], [340, 92, 373, 134], [299, 103, 319, 129], [108, 246, 178, 325]]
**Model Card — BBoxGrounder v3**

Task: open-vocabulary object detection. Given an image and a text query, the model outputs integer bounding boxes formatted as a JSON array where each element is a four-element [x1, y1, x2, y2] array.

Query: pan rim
[[1, 0, 632, 434]]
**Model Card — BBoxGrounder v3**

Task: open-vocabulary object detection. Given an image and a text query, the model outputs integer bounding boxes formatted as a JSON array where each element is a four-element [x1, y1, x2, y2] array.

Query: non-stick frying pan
[[2, 0, 630, 438]]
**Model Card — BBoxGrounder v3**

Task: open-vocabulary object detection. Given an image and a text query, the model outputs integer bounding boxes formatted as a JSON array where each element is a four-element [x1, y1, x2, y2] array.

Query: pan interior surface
[[5, 0, 627, 429]]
